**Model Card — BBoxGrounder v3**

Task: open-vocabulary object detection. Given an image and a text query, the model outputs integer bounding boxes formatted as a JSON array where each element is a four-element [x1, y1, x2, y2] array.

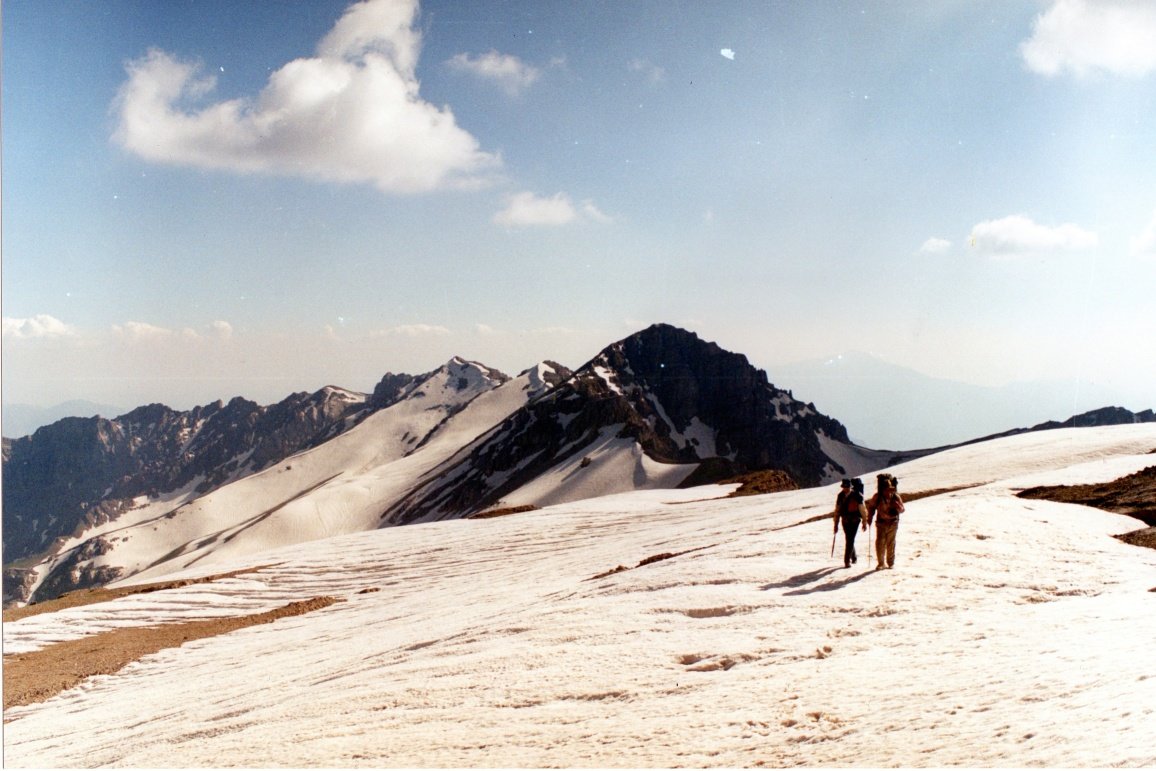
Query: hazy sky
[[4, 0, 1155, 411]]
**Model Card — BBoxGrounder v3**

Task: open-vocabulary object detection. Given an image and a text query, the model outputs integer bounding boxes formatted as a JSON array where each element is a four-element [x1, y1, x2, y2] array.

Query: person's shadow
[[782, 569, 875, 595], [760, 566, 841, 591]]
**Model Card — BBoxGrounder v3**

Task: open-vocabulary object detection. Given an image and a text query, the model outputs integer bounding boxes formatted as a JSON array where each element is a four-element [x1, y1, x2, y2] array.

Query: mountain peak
[[612, 323, 707, 354], [520, 361, 574, 399], [442, 356, 509, 384], [383, 326, 856, 525]]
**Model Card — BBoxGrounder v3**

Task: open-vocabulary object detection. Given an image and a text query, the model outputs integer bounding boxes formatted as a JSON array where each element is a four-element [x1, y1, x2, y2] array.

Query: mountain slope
[[4, 425, 1154, 767], [2, 386, 374, 567], [383, 324, 872, 524], [4, 359, 554, 605]]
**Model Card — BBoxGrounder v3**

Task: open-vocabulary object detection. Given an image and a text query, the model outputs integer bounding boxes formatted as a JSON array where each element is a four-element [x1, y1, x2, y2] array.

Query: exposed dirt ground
[[1017, 465, 1156, 551], [3, 568, 338, 711]]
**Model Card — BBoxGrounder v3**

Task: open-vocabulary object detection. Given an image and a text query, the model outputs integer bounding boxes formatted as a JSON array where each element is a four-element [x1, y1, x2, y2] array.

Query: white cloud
[[112, 0, 500, 194], [1129, 209, 1156, 259], [112, 320, 234, 343], [628, 58, 666, 84], [2, 314, 77, 340], [317, 0, 421, 71], [494, 192, 611, 228], [919, 237, 952, 255], [720, 49, 736, 61], [375, 324, 452, 338], [580, 201, 613, 224], [113, 321, 179, 342], [967, 215, 1098, 257], [447, 50, 540, 96], [210, 320, 234, 340], [1020, 0, 1156, 77]]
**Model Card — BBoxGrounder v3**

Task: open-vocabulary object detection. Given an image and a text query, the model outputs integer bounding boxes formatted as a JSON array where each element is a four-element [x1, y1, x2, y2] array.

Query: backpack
[[873, 492, 902, 522]]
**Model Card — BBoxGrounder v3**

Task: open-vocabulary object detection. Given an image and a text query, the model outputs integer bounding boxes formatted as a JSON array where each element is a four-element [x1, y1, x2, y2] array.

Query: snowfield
[[4, 425, 1156, 767]]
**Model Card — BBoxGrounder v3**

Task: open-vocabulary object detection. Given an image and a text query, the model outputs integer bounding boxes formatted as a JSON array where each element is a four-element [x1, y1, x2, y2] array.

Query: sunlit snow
[[4, 425, 1155, 767]]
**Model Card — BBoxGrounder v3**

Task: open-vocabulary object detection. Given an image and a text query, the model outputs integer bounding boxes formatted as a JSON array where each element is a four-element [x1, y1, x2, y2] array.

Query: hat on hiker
[[840, 478, 852, 488]]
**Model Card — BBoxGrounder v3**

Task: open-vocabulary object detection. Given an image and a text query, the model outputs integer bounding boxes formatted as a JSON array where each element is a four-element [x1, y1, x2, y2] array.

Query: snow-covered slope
[[21, 359, 553, 593], [5, 425, 1154, 767]]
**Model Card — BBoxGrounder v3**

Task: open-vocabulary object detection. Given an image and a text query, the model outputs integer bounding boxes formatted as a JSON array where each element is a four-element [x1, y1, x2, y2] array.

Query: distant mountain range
[[3, 324, 1152, 608], [771, 351, 1151, 449]]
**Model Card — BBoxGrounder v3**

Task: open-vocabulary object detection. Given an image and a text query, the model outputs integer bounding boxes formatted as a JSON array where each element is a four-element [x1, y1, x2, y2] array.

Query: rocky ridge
[[383, 324, 855, 524]]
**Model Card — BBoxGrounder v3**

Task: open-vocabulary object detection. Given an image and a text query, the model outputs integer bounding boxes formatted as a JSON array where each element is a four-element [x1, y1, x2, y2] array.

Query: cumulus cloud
[[112, 320, 234, 342], [2, 314, 78, 340], [919, 237, 952, 255], [112, 0, 500, 194], [375, 324, 451, 337], [720, 49, 736, 61], [494, 191, 611, 228], [113, 321, 181, 342], [1129, 209, 1156, 259], [1020, 0, 1156, 77], [447, 50, 540, 96], [968, 215, 1098, 257]]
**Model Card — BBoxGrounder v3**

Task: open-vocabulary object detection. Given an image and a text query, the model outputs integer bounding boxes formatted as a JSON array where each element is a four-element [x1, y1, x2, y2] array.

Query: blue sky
[[4, 0, 1155, 415]]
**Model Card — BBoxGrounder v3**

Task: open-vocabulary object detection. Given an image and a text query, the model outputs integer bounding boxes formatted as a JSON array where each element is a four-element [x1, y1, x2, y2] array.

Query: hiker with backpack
[[867, 473, 905, 569], [832, 477, 868, 568]]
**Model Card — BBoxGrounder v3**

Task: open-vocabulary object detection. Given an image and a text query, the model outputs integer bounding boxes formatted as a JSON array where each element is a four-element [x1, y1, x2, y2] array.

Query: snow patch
[[498, 427, 698, 509]]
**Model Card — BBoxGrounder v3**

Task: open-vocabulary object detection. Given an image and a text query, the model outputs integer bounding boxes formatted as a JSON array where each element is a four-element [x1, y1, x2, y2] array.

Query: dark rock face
[[1028, 406, 1155, 431], [31, 536, 125, 603], [2, 386, 375, 595], [383, 325, 853, 524], [605, 323, 849, 470], [369, 373, 421, 410]]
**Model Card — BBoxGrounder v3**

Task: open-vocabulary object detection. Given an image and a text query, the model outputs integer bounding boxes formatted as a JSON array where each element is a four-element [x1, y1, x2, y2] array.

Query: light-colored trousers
[[875, 521, 898, 567]]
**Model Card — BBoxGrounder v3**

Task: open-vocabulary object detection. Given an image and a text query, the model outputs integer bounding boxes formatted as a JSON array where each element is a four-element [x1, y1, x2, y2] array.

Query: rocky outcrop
[[383, 325, 854, 524], [1028, 406, 1155, 431], [31, 536, 125, 603]]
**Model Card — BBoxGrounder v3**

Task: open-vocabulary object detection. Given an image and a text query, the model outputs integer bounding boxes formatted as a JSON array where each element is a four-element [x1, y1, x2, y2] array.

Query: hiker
[[867, 473, 905, 569], [832, 477, 868, 568]]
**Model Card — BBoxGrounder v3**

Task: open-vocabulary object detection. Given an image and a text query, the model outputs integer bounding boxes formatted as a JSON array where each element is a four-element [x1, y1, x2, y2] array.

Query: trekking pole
[[868, 524, 872, 563], [830, 529, 837, 559]]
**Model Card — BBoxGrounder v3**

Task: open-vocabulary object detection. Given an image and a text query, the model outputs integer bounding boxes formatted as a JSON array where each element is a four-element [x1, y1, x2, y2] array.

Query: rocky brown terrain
[[1018, 462, 1156, 551]]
